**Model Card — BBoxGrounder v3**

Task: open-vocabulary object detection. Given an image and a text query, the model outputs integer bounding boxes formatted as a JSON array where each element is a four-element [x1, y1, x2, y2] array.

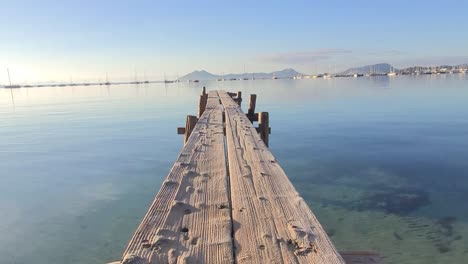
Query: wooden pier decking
[[109, 89, 382, 264]]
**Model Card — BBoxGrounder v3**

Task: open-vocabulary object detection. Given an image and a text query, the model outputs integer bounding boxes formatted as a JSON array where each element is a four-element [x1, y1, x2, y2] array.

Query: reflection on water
[[1, 75, 468, 264]]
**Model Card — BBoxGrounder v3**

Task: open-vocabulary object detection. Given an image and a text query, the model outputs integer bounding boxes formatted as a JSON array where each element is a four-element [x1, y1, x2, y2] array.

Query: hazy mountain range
[[179, 63, 468, 81], [178, 68, 303, 81]]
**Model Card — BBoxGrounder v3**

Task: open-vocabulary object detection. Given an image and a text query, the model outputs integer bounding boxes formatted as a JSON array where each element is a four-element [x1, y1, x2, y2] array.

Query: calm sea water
[[1, 75, 468, 264]]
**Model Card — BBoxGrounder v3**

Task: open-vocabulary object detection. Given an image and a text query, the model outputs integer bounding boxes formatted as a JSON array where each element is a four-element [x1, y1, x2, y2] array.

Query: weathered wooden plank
[[120, 90, 234, 264], [218, 90, 345, 264]]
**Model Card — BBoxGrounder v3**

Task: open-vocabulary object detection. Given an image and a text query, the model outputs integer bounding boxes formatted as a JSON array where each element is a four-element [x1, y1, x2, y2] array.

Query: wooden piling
[[236, 91, 242, 106], [198, 87, 208, 118], [184, 115, 198, 144], [247, 94, 257, 121], [198, 95, 207, 118], [258, 112, 269, 147], [177, 127, 185, 135]]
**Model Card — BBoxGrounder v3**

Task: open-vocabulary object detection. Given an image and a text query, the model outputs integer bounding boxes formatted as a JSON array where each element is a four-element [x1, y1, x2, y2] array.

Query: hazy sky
[[1, 0, 468, 83]]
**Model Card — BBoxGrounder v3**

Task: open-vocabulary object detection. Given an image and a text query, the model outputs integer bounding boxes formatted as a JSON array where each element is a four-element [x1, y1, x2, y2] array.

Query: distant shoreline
[[2, 69, 467, 89]]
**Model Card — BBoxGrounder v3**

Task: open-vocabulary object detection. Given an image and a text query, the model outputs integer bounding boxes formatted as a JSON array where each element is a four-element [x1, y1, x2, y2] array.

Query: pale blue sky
[[1, 0, 467, 83]]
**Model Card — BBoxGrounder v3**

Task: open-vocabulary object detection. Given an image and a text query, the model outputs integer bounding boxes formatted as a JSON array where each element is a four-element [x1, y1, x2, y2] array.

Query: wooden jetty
[[109, 89, 382, 264]]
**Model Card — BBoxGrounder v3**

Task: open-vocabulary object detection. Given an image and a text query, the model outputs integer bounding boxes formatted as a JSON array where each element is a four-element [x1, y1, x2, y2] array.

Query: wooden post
[[247, 94, 256, 122], [236, 91, 242, 106], [198, 87, 208, 118], [177, 127, 185, 134], [258, 112, 269, 147], [184, 115, 198, 144], [198, 95, 207, 118]]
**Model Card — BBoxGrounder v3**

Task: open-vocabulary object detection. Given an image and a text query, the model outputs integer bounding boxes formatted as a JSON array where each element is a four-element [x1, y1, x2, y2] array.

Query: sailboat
[[242, 65, 249, 80], [4, 68, 21, 88], [216, 72, 224, 82], [163, 73, 174, 83], [70, 76, 78, 86], [104, 73, 111, 85], [460, 66, 467, 74], [387, 65, 397, 76], [365, 65, 372, 77], [132, 70, 142, 84]]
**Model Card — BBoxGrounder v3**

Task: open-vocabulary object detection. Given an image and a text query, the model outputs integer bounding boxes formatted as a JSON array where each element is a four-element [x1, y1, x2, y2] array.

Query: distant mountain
[[340, 63, 398, 75], [178, 70, 219, 81], [178, 63, 468, 81], [272, 68, 304, 78], [178, 68, 304, 81]]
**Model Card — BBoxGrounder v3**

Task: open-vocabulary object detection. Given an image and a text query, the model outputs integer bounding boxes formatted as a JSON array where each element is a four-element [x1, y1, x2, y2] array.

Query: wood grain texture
[[116, 90, 348, 264], [218, 90, 345, 264], [121, 90, 234, 264]]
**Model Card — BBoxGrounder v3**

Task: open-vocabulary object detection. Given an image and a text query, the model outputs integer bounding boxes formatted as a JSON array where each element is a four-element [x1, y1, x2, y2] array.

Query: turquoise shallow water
[[1, 75, 468, 263]]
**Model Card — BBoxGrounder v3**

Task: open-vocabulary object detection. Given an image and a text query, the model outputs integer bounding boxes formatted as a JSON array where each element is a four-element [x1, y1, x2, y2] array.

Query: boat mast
[[7, 68, 12, 86]]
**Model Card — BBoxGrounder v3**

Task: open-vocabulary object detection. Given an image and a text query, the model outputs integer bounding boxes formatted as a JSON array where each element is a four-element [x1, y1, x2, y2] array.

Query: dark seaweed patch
[[436, 217, 456, 237], [420, 216, 460, 254], [326, 228, 336, 237], [436, 243, 451, 253], [393, 231, 403, 240], [357, 188, 430, 215]]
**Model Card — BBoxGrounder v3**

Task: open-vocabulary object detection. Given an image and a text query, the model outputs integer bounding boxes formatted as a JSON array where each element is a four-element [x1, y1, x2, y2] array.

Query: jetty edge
[[108, 89, 382, 264]]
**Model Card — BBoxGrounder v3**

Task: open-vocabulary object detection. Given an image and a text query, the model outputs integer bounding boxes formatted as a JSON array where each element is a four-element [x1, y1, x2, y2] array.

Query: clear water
[[1, 75, 468, 264]]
